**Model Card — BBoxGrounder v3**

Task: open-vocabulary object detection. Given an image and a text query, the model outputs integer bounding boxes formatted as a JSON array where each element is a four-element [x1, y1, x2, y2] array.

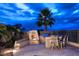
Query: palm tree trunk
[[44, 26, 47, 33]]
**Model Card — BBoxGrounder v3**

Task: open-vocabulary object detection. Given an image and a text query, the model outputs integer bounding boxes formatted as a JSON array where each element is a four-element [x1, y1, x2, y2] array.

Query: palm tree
[[6, 24, 21, 34], [0, 24, 9, 42], [0, 24, 22, 55], [6, 24, 22, 41], [37, 8, 55, 32], [0, 24, 21, 48], [0, 24, 12, 48]]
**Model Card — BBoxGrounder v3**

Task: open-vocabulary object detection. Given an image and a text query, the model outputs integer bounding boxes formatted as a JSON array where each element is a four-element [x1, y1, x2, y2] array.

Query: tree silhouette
[[37, 8, 55, 32]]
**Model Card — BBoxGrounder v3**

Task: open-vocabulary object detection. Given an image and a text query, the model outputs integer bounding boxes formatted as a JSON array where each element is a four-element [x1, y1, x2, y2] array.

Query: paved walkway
[[14, 44, 79, 56]]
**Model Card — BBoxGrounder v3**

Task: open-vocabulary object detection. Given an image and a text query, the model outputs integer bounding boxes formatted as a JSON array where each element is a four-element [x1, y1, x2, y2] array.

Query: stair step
[[14, 40, 29, 49], [16, 39, 28, 43]]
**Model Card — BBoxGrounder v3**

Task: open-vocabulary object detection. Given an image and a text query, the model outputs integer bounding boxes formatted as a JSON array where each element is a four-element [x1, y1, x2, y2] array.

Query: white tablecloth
[[45, 35, 59, 48]]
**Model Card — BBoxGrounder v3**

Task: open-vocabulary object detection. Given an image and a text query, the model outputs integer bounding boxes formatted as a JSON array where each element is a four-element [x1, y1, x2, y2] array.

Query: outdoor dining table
[[45, 35, 60, 48]]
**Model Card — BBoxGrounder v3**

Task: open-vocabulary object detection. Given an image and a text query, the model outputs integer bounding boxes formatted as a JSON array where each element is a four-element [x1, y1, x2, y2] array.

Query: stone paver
[[14, 44, 79, 56]]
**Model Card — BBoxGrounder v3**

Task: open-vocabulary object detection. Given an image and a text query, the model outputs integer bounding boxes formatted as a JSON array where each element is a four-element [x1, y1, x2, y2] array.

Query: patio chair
[[51, 35, 59, 49], [58, 34, 68, 49]]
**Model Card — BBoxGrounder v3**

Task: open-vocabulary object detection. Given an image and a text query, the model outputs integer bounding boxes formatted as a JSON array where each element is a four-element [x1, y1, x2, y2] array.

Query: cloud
[[16, 3, 35, 15], [51, 9, 58, 13], [16, 3, 29, 10], [73, 9, 79, 14], [57, 12, 65, 16]]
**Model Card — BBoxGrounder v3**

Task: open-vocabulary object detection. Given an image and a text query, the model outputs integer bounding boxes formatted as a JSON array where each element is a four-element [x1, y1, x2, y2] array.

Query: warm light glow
[[59, 36, 62, 39], [13, 48, 20, 54], [3, 49, 13, 54], [14, 43, 21, 49], [13, 49, 17, 53], [16, 43, 20, 47], [15, 41, 20, 46]]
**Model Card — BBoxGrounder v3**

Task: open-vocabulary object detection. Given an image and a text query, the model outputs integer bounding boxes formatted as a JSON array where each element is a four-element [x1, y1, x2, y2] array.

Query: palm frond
[[41, 8, 51, 17], [37, 8, 55, 31]]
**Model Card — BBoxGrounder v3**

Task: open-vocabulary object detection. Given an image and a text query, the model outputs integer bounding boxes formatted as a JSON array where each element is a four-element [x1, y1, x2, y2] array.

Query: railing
[[67, 41, 79, 48]]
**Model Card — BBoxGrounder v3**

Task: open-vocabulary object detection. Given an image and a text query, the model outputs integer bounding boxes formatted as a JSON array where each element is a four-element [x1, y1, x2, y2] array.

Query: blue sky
[[0, 3, 79, 31]]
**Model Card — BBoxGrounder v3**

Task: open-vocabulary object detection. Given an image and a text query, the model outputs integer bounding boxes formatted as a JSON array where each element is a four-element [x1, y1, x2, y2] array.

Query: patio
[[14, 44, 79, 56]]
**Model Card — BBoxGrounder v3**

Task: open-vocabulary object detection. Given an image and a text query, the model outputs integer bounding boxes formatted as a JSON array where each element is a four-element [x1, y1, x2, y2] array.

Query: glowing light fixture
[[14, 42, 21, 49]]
